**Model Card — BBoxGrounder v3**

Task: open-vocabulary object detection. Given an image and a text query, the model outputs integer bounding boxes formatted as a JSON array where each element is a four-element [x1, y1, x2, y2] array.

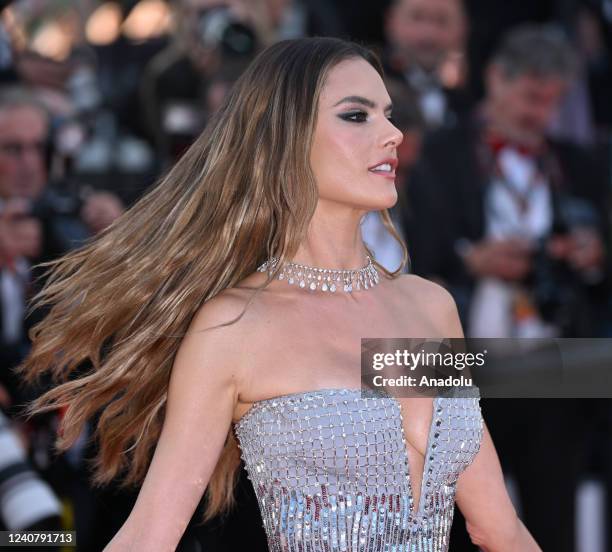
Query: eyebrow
[[333, 95, 393, 111]]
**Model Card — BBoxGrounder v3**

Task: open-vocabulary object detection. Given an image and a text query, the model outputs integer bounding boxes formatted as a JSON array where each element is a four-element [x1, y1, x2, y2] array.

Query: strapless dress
[[233, 387, 483, 551]]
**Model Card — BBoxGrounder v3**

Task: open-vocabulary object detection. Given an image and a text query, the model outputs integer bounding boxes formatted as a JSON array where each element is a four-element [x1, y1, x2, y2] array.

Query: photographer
[[382, 0, 471, 130], [402, 25, 611, 551], [0, 86, 125, 402], [0, 85, 128, 549], [403, 24, 610, 340], [140, 0, 262, 162]]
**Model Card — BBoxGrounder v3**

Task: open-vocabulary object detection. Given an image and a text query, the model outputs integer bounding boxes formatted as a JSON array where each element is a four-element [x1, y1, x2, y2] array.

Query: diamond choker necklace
[[257, 255, 380, 293]]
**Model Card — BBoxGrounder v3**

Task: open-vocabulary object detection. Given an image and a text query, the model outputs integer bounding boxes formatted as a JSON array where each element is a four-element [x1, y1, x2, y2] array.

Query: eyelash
[[340, 111, 395, 124]]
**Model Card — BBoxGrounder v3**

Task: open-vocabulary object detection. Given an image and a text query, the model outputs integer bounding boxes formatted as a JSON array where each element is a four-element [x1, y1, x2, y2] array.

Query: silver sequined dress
[[234, 387, 483, 551]]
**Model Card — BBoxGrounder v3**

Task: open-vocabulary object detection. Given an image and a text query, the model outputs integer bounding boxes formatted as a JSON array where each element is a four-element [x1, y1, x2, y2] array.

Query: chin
[[322, 176, 398, 210], [360, 187, 398, 211]]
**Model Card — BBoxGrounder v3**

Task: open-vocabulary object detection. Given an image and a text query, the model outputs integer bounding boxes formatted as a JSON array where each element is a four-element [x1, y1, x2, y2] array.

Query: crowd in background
[[0, 0, 611, 550]]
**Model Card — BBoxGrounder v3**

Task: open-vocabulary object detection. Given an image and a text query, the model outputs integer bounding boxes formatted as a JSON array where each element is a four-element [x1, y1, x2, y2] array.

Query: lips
[[368, 157, 398, 179], [368, 158, 398, 171]]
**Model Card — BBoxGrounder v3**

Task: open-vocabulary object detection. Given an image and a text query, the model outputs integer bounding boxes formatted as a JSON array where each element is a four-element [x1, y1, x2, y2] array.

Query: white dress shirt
[[468, 147, 559, 338]]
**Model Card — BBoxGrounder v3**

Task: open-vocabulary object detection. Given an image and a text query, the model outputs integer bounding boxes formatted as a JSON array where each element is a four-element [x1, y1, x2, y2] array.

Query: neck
[[290, 204, 370, 270]]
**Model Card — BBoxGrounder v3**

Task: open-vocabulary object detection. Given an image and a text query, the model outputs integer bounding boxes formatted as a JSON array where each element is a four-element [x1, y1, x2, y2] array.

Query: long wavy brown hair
[[14, 36, 408, 523]]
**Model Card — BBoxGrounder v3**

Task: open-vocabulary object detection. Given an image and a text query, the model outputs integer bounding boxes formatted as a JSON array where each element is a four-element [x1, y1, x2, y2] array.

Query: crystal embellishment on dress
[[257, 256, 380, 293], [234, 387, 484, 551]]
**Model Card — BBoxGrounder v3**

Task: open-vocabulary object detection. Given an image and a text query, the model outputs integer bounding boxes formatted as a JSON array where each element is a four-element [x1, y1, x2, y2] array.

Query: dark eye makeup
[[339, 110, 395, 124]]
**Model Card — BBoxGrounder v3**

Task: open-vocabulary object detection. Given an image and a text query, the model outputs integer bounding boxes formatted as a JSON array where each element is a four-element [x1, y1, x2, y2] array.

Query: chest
[[245, 291, 441, 390]]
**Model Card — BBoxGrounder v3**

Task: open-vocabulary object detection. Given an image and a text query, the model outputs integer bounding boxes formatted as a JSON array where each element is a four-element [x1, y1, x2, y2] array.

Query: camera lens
[[197, 7, 256, 56]]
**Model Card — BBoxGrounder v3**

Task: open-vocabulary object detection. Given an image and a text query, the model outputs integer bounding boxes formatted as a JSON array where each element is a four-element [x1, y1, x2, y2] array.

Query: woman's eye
[[340, 111, 368, 123], [339, 112, 397, 125]]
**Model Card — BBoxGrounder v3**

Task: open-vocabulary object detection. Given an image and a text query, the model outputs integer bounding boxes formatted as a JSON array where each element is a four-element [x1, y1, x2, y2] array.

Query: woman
[[16, 37, 540, 551]]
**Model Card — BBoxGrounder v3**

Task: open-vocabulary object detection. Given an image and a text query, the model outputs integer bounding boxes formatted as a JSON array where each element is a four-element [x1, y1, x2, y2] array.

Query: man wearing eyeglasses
[[0, 88, 125, 401], [0, 95, 48, 200], [0, 95, 48, 359]]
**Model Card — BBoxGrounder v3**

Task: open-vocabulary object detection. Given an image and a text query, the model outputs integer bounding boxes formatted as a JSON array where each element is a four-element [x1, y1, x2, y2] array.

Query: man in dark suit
[[403, 24, 610, 338], [402, 24, 611, 551], [382, 0, 472, 130]]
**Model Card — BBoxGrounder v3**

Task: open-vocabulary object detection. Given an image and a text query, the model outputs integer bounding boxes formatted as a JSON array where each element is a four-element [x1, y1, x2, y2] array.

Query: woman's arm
[[103, 292, 248, 552], [454, 424, 540, 551], [423, 277, 541, 551]]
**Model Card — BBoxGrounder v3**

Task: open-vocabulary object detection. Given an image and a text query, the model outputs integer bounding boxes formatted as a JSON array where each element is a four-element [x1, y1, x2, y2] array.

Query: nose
[[383, 120, 404, 148], [23, 147, 42, 164], [20, 150, 44, 176]]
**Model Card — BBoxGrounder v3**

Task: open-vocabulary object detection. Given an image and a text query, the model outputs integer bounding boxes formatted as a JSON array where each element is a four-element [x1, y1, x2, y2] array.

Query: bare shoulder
[[176, 285, 262, 393], [395, 273, 454, 304], [190, 264, 280, 327], [395, 274, 464, 337], [183, 272, 278, 390], [188, 286, 256, 334]]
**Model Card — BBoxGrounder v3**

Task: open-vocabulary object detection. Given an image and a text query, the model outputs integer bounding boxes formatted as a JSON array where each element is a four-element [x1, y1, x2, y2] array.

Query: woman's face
[[310, 57, 404, 211]]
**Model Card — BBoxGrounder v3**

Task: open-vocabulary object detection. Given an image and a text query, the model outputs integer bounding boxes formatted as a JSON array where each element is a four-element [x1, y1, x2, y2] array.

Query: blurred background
[[0, 0, 610, 550]]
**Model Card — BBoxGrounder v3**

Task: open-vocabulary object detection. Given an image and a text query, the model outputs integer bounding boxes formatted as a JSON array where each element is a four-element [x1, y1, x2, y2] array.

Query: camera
[[527, 195, 602, 334], [16, 183, 90, 256], [0, 411, 62, 533], [196, 6, 257, 57]]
